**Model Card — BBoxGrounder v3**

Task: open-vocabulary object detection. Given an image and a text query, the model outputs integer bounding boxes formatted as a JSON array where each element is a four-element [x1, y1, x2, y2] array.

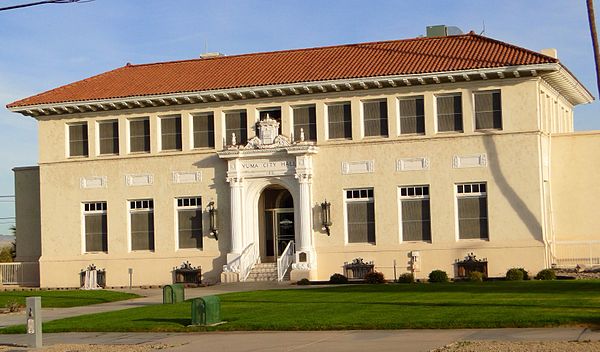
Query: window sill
[[97, 153, 119, 157], [83, 251, 108, 254], [436, 130, 464, 134], [67, 155, 89, 159], [177, 248, 204, 251], [128, 151, 151, 155], [346, 242, 376, 246], [474, 129, 503, 133], [457, 238, 489, 242]]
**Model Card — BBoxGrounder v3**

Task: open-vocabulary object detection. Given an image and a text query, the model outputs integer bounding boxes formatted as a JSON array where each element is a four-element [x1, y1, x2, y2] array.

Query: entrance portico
[[218, 116, 318, 281]]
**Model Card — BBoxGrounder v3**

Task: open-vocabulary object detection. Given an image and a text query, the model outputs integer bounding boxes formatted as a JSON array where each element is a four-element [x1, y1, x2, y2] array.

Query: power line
[[0, 0, 94, 12]]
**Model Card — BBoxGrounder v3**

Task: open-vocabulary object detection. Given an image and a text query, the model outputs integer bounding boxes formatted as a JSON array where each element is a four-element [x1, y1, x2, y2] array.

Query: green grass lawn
[[0, 289, 140, 309], [3, 280, 600, 333]]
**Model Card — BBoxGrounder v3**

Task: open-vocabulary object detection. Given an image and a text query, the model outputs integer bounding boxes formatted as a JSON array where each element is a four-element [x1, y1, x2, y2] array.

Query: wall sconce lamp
[[207, 201, 218, 240], [321, 200, 332, 235]]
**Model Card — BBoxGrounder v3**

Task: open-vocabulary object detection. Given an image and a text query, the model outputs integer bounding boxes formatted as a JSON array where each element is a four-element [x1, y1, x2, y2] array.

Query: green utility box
[[163, 284, 185, 304], [191, 296, 221, 325]]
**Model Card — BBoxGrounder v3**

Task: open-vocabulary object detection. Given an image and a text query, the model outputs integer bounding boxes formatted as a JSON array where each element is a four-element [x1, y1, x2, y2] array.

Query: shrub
[[297, 278, 310, 285], [469, 271, 484, 282], [364, 271, 385, 284], [396, 272, 415, 283], [5, 299, 22, 313], [428, 270, 449, 283], [506, 268, 524, 281], [329, 273, 349, 284], [535, 268, 556, 280], [518, 268, 530, 280]]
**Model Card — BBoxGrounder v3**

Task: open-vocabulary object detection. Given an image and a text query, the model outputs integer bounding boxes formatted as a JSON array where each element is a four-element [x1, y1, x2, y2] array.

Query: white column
[[228, 176, 244, 253], [296, 173, 313, 252]]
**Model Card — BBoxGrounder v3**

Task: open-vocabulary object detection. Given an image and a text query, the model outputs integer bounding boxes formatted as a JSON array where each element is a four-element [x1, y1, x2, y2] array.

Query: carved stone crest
[[241, 114, 292, 150]]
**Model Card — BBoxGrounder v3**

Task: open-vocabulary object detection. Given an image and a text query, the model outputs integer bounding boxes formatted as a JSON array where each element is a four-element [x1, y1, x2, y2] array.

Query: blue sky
[[0, 0, 598, 235]]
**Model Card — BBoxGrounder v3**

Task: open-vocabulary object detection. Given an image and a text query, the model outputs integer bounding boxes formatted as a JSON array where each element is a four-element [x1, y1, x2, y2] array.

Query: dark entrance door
[[276, 211, 294, 257]]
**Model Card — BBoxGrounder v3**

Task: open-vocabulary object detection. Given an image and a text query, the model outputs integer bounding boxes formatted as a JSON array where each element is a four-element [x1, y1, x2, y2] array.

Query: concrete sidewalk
[[1, 328, 599, 352], [0, 282, 299, 328]]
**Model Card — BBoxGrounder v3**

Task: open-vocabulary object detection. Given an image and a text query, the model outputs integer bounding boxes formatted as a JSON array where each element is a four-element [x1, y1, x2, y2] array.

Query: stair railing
[[224, 242, 258, 282], [277, 241, 295, 281]]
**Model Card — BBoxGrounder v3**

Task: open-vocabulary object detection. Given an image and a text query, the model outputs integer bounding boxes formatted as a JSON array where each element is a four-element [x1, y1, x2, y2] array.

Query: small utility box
[[163, 284, 185, 304], [191, 296, 221, 325]]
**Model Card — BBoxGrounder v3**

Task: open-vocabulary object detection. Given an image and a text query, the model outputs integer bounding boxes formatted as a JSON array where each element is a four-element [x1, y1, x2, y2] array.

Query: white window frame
[[191, 111, 215, 149], [81, 201, 108, 254], [291, 104, 317, 142], [127, 117, 151, 154], [325, 101, 352, 141], [158, 114, 182, 152], [455, 182, 488, 241], [343, 188, 375, 245], [128, 199, 155, 252], [96, 119, 119, 156], [398, 185, 431, 243], [175, 196, 203, 250], [360, 98, 388, 138], [473, 90, 502, 131], [67, 122, 89, 158], [435, 92, 463, 133], [397, 95, 425, 136]]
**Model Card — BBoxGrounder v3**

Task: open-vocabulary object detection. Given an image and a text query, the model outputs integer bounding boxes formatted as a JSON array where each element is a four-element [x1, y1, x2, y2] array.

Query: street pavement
[[0, 328, 599, 352]]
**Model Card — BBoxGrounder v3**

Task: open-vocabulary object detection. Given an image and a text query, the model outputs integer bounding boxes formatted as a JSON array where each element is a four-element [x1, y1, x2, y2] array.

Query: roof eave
[[8, 63, 564, 118]]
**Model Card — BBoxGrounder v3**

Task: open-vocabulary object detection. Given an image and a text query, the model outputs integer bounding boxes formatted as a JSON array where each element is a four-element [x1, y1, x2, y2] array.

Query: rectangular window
[[456, 183, 488, 240], [327, 102, 352, 139], [83, 202, 107, 252], [475, 90, 502, 130], [69, 123, 88, 157], [176, 197, 203, 249], [161, 116, 182, 151], [399, 96, 425, 134], [399, 186, 431, 242], [98, 120, 119, 155], [345, 188, 375, 244], [259, 108, 282, 135], [129, 118, 150, 153], [363, 100, 388, 137], [437, 94, 463, 132], [225, 111, 247, 145], [193, 112, 215, 148], [293, 105, 316, 141], [130, 199, 154, 251]]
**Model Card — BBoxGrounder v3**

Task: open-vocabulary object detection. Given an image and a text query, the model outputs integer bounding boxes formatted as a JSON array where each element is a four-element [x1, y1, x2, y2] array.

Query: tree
[[9, 225, 16, 261]]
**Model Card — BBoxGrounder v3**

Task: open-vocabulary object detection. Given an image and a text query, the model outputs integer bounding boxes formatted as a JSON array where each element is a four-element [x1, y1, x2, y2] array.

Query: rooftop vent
[[200, 52, 225, 59], [426, 25, 463, 37]]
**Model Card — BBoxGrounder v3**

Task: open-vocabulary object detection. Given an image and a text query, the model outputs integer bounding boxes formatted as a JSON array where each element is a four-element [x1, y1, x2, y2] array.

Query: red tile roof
[[7, 33, 557, 108]]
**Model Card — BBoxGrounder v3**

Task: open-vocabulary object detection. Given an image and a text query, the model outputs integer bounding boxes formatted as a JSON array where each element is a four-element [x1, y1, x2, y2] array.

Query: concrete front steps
[[246, 262, 291, 282]]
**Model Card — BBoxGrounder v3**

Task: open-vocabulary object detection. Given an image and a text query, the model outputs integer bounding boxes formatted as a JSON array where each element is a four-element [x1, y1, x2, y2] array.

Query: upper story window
[[129, 199, 154, 251], [363, 100, 388, 137], [259, 107, 282, 135], [68, 122, 88, 157], [129, 117, 150, 153], [456, 183, 488, 240], [83, 201, 107, 253], [176, 197, 203, 250], [399, 185, 431, 242], [474, 90, 502, 130], [193, 112, 215, 149], [345, 188, 375, 244], [399, 96, 425, 135], [327, 102, 352, 140], [160, 115, 182, 151], [437, 94, 463, 132], [225, 110, 247, 146], [98, 120, 119, 155], [293, 105, 316, 142]]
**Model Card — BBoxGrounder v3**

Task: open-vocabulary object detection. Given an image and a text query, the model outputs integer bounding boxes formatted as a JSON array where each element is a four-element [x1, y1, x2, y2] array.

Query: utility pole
[[587, 0, 600, 96]]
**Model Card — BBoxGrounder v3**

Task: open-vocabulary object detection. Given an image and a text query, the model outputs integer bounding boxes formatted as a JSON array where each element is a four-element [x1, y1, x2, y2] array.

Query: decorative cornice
[[10, 63, 591, 118]]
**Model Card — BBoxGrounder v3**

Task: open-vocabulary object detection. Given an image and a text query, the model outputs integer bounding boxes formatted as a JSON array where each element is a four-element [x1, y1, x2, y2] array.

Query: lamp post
[[208, 201, 218, 240], [320, 200, 332, 235]]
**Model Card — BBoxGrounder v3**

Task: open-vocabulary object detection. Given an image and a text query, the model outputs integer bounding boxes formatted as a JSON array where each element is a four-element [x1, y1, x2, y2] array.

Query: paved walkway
[[0, 328, 599, 351]]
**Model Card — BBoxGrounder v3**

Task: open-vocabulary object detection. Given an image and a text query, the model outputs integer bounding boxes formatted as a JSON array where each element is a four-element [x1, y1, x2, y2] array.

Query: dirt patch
[[434, 341, 600, 352]]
